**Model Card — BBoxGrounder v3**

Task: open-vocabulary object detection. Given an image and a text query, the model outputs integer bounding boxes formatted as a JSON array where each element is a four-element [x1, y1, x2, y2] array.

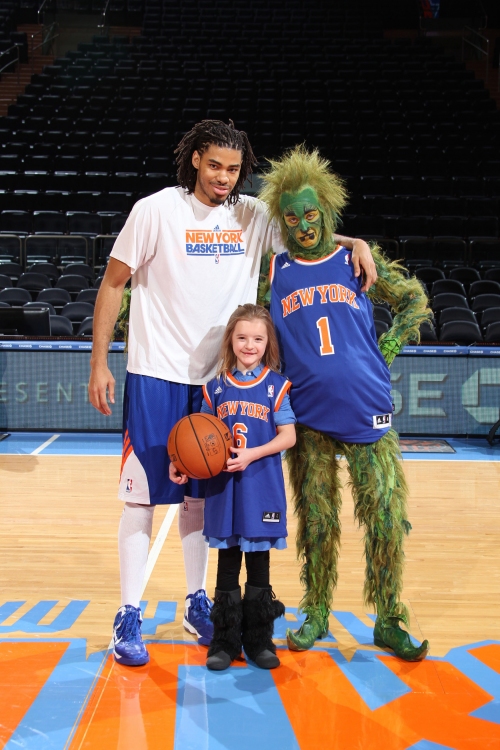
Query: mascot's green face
[[280, 186, 323, 252]]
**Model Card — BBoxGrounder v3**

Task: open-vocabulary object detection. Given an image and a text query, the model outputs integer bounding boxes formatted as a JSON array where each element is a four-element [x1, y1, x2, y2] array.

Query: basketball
[[167, 413, 233, 479]]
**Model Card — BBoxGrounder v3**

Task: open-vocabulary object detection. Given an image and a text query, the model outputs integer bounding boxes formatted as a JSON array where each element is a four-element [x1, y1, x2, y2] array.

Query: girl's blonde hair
[[216, 304, 281, 377]]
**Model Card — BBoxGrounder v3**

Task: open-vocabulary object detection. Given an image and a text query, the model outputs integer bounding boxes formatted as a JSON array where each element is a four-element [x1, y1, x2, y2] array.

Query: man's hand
[[351, 238, 377, 292], [169, 462, 188, 484], [88, 362, 116, 416], [88, 257, 131, 416]]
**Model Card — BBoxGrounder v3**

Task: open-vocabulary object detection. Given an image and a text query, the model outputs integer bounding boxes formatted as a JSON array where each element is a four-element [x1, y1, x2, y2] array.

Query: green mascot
[[258, 145, 432, 660]]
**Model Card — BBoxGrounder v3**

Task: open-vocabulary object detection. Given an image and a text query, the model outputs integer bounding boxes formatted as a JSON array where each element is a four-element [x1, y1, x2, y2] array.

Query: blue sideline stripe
[[175, 664, 300, 750], [406, 742, 455, 750], [0, 432, 56, 455], [327, 647, 410, 710], [1, 432, 498, 460], [445, 640, 500, 725], [404, 438, 500, 462], [42, 433, 123, 455], [3, 639, 108, 750], [0, 600, 89, 634]]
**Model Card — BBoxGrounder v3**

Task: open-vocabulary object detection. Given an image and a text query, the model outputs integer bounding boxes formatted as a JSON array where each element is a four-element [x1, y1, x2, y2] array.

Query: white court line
[[141, 503, 179, 597], [107, 503, 179, 653], [31, 434, 60, 455]]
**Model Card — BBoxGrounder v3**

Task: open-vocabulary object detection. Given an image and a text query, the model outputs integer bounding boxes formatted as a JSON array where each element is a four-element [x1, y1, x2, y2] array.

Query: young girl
[[170, 304, 296, 671]]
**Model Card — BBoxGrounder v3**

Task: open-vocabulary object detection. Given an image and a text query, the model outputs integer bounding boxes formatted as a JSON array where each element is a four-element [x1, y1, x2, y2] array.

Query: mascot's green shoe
[[286, 608, 329, 651], [374, 616, 429, 661]]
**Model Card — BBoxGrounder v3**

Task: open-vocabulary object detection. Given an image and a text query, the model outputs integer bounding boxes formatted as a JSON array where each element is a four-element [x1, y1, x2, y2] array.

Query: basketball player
[[88, 120, 376, 666]]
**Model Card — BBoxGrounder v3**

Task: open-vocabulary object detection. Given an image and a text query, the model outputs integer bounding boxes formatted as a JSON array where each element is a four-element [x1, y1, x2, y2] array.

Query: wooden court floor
[[1, 455, 500, 749]]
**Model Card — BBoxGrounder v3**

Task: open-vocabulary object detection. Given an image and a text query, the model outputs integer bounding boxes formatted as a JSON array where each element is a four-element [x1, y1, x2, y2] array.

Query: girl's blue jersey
[[269, 246, 393, 443], [202, 367, 290, 541]]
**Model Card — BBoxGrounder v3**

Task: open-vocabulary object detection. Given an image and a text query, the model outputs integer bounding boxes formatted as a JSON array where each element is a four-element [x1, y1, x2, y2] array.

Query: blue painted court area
[[402, 437, 500, 462], [0, 433, 499, 461], [0, 432, 122, 455]]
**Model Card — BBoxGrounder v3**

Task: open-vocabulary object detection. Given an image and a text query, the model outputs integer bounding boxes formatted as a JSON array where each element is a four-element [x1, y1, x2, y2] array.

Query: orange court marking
[[469, 644, 500, 675], [380, 654, 500, 749], [69, 644, 209, 750], [0, 641, 69, 747], [272, 649, 500, 750]]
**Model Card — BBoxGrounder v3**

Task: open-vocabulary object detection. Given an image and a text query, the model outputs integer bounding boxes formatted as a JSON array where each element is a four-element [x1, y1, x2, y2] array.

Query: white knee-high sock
[[118, 502, 155, 608], [178, 496, 209, 596]]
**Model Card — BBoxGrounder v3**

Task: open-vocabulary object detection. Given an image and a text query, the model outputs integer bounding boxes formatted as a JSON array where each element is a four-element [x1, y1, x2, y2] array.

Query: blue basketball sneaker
[[183, 589, 214, 646], [113, 605, 150, 666]]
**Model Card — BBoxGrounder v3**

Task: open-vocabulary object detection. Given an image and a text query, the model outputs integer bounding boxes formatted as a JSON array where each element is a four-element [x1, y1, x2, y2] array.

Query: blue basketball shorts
[[118, 373, 207, 505]]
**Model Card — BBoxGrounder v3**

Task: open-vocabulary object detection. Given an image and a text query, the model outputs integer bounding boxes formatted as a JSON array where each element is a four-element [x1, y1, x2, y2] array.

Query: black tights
[[216, 546, 270, 591]]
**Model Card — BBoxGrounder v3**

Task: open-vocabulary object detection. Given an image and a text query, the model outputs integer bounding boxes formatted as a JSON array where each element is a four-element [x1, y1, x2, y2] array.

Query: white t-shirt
[[111, 186, 285, 385]]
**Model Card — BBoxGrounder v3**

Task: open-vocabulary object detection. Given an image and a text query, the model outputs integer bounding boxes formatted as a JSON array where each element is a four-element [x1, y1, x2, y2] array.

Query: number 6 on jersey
[[233, 423, 248, 448], [316, 317, 335, 356]]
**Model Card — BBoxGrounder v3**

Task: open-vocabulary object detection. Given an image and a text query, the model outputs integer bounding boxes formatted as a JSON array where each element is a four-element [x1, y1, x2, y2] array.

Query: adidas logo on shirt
[[282, 262, 290, 268], [214, 386, 223, 394]]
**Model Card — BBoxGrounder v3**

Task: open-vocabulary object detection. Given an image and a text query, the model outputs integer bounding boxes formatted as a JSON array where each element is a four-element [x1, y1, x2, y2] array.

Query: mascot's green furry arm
[[257, 145, 431, 661]]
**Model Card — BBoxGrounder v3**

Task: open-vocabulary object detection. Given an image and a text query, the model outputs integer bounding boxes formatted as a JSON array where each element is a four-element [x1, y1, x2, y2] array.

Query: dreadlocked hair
[[259, 144, 349, 251], [174, 119, 257, 205]]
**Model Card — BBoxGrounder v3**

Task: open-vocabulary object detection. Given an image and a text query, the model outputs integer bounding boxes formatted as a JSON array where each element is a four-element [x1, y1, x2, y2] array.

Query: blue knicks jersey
[[269, 247, 392, 443], [202, 368, 290, 540]]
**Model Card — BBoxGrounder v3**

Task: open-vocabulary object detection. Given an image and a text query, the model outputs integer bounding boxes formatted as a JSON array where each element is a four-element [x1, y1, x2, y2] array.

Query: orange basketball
[[167, 413, 233, 479]]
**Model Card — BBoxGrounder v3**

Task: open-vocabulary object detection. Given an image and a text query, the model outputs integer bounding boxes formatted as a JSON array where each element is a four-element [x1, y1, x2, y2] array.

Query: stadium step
[[0, 23, 54, 117]]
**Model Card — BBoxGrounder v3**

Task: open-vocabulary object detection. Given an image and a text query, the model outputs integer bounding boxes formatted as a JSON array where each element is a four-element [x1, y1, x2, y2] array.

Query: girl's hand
[[169, 462, 188, 484], [225, 446, 259, 472]]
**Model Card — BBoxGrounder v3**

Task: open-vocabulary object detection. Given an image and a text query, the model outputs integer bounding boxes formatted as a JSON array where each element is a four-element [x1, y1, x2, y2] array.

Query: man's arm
[[88, 257, 131, 415], [334, 235, 377, 292]]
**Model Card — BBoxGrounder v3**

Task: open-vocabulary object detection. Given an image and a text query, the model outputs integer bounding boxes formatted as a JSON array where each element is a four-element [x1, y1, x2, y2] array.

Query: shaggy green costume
[[258, 146, 431, 660]]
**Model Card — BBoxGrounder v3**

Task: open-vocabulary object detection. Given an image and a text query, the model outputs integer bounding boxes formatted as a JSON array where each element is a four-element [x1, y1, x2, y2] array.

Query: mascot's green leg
[[344, 429, 429, 661], [286, 425, 342, 651]]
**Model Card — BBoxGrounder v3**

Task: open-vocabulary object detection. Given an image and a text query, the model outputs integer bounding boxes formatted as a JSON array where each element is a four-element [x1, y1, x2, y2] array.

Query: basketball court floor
[[1, 433, 499, 749]]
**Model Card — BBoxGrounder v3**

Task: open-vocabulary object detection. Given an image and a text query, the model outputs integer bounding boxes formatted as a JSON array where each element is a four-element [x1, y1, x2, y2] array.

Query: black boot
[[241, 584, 285, 669], [206, 588, 243, 671]]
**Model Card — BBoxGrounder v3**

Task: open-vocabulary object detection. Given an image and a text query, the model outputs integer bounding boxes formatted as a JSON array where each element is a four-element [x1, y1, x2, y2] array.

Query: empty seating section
[[0, 0, 499, 338]]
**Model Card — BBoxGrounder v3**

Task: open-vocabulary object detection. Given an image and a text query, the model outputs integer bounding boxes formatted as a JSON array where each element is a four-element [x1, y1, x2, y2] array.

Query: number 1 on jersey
[[316, 317, 335, 356]]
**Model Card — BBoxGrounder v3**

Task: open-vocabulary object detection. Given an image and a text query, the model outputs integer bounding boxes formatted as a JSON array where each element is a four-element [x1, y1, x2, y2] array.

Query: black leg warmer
[[241, 583, 285, 669], [206, 588, 243, 670]]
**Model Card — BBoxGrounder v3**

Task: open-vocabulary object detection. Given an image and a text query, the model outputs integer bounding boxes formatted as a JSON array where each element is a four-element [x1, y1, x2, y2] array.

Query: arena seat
[[38, 287, 72, 312], [24, 300, 56, 315], [0, 274, 13, 290], [484, 321, 500, 343], [469, 280, 500, 297], [432, 293, 470, 313], [480, 307, 500, 332], [76, 288, 98, 305], [49, 314, 73, 336], [60, 301, 95, 333], [430, 279, 467, 298], [77, 316, 94, 335], [449, 267, 481, 287], [0, 287, 32, 305], [62, 263, 95, 282], [471, 294, 500, 314], [439, 307, 478, 328], [17, 272, 52, 299], [439, 320, 482, 344]]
